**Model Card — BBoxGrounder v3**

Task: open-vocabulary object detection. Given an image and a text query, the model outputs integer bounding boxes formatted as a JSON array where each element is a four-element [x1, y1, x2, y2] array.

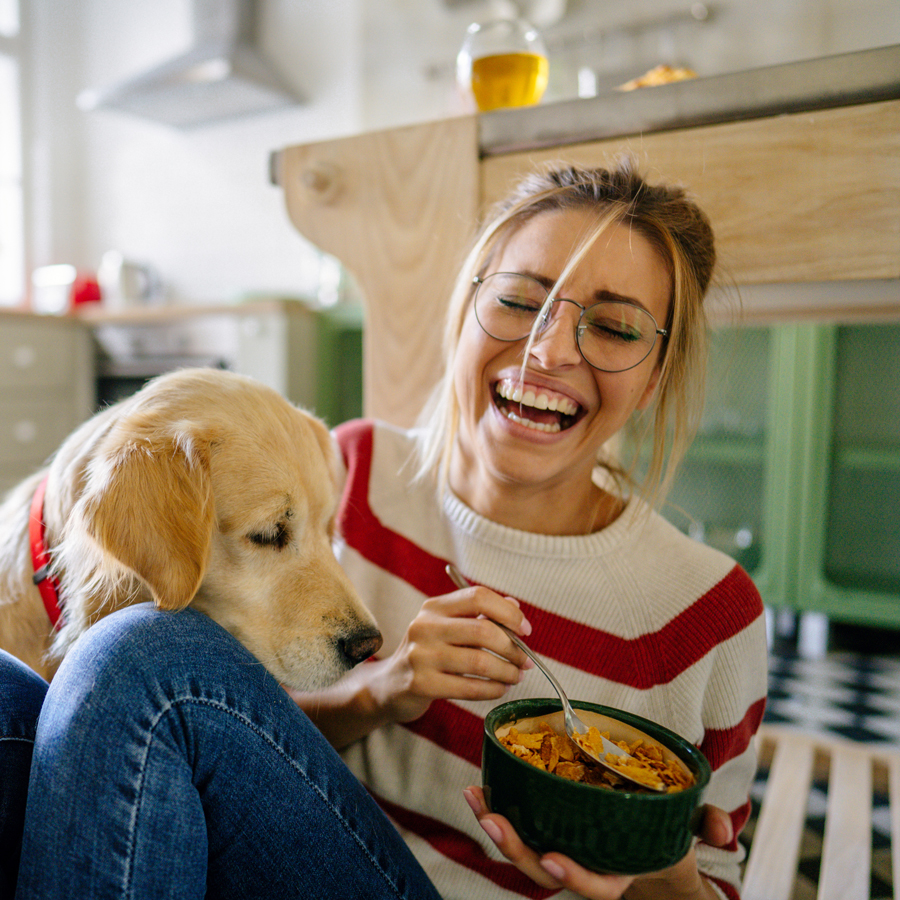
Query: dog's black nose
[[338, 628, 383, 668]]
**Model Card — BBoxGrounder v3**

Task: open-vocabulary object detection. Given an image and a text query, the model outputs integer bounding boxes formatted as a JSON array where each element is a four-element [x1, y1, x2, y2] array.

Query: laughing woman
[[293, 159, 768, 900]]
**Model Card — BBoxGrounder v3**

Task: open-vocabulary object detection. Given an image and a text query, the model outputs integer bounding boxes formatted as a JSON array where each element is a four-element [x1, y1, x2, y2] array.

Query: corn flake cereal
[[618, 64, 698, 91], [499, 721, 694, 793]]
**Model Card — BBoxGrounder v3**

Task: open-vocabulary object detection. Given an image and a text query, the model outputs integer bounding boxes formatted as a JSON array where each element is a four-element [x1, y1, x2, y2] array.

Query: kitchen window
[[0, 0, 23, 307]]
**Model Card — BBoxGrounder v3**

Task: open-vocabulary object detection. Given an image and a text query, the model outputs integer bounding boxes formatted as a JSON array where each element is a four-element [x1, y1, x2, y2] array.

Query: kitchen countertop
[[1, 306, 46, 319], [1, 307, 91, 324], [71, 298, 316, 325], [1, 300, 320, 325], [478, 44, 900, 154]]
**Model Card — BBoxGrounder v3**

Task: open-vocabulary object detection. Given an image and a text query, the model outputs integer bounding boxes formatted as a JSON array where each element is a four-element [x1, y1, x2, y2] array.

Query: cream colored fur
[[0, 368, 381, 687]]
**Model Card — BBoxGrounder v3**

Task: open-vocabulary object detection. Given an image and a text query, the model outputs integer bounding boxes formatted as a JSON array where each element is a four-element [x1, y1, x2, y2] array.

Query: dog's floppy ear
[[84, 430, 214, 610]]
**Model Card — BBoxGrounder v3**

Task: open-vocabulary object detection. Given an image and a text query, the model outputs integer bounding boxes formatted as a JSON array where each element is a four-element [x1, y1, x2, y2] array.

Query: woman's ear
[[83, 431, 214, 610]]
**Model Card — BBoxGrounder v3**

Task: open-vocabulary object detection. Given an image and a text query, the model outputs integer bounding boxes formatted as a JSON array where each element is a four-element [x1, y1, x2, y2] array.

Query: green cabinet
[[661, 321, 900, 630], [314, 302, 364, 428]]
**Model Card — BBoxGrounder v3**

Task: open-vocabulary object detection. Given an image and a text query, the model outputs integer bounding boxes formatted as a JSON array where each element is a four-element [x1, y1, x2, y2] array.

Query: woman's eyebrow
[[589, 288, 651, 311], [518, 268, 651, 311], [514, 268, 554, 289]]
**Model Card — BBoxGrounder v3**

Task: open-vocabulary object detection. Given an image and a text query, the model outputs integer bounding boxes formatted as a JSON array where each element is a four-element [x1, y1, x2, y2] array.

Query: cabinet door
[[655, 321, 900, 628], [655, 324, 814, 614], [662, 327, 771, 577], [234, 309, 318, 411], [0, 317, 95, 493], [798, 323, 900, 627], [0, 319, 79, 389], [315, 304, 363, 428]]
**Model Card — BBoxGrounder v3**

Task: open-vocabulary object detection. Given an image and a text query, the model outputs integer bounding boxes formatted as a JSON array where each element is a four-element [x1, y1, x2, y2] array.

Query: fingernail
[[540, 858, 566, 880], [520, 617, 532, 637], [462, 788, 481, 815], [480, 819, 503, 844]]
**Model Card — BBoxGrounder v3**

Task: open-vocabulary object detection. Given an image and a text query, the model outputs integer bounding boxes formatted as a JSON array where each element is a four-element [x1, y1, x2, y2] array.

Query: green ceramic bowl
[[482, 698, 711, 874]]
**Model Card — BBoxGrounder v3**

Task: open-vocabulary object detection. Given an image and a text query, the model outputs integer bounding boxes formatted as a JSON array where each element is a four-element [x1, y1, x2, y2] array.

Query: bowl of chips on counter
[[482, 698, 711, 874]]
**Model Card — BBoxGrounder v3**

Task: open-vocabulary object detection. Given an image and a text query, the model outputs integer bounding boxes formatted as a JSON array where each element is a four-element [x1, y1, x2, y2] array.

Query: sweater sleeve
[[693, 567, 768, 900]]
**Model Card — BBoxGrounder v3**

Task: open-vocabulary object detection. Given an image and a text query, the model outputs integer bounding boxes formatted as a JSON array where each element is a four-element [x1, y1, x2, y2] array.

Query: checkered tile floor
[[764, 650, 900, 746], [741, 634, 900, 898]]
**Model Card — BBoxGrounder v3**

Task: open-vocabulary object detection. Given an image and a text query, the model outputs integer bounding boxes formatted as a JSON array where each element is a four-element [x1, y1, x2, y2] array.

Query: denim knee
[[16, 605, 442, 900], [0, 650, 47, 739], [38, 603, 287, 737], [0, 650, 48, 900]]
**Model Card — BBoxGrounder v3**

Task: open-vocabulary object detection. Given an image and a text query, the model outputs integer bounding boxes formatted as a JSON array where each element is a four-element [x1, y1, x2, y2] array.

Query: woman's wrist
[[290, 661, 392, 749], [622, 849, 721, 900], [623, 874, 720, 900]]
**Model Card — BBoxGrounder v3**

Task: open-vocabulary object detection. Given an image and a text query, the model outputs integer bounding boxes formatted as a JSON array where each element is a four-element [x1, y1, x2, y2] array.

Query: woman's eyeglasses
[[472, 272, 668, 373]]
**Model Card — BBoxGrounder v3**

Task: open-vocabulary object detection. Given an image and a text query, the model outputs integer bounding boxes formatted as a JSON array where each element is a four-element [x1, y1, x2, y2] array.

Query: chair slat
[[743, 731, 815, 900], [818, 744, 872, 900], [744, 726, 900, 900], [889, 753, 900, 900]]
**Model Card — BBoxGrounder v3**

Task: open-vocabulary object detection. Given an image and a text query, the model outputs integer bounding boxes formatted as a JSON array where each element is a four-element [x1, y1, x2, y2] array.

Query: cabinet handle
[[12, 345, 37, 369], [13, 420, 38, 444]]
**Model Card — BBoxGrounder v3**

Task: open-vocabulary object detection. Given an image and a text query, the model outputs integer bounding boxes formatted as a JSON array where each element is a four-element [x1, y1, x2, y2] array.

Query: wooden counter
[[272, 46, 900, 427]]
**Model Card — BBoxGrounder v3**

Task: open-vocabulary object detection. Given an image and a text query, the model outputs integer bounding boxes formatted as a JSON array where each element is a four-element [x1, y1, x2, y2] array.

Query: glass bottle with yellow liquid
[[456, 19, 549, 113]]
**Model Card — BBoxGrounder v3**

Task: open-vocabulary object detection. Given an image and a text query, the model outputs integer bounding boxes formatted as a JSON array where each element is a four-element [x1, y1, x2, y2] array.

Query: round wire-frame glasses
[[472, 272, 668, 373]]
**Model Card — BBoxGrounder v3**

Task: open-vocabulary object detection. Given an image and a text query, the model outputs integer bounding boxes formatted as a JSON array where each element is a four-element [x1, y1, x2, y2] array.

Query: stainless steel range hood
[[77, 0, 301, 128]]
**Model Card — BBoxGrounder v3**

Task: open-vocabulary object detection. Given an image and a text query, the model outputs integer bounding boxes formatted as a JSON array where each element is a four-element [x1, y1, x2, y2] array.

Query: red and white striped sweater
[[334, 419, 767, 900]]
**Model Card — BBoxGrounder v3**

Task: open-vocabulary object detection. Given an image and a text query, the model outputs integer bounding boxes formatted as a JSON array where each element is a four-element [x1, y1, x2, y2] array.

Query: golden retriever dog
[[0, 367, 382, 687]]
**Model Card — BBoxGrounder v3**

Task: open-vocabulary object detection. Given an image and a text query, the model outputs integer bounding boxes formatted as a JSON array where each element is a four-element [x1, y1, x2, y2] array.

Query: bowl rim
[[483, 697, 712, 800]]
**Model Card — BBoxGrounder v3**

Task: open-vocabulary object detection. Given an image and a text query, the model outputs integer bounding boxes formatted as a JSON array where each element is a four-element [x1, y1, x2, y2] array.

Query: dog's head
[[73, 368, 382, 691]]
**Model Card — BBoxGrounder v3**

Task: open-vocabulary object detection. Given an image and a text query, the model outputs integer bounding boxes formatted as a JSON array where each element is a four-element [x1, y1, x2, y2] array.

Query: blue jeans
[[15, 605, 441, 900], [0, 651, 48, 900]]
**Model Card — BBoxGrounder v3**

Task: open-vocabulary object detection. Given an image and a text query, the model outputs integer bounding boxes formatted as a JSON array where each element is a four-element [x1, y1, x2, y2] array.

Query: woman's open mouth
[[493, 379, 583, 433]]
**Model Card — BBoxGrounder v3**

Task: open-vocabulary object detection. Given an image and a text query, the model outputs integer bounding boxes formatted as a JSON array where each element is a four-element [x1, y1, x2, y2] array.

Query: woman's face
[[450, 208, 671, 516]]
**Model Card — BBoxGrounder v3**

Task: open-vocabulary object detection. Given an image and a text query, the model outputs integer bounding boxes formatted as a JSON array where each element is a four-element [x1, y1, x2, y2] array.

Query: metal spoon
[[445, 564, 666, 792]]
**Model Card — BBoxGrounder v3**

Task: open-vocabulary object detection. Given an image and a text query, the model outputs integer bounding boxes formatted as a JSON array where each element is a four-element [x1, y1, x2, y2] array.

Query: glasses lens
[[578, 302, 660, 372], [474, 273, 547, 341]]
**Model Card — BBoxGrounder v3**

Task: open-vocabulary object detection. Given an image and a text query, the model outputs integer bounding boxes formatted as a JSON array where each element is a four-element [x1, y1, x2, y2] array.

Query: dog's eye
[[248, 521, 290, 550]]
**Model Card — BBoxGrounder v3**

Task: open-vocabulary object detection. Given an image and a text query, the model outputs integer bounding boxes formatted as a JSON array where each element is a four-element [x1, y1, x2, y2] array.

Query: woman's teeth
[[496, 381, 579, 416], [495, 381, 580, 433], [504, 408, 561, 432]]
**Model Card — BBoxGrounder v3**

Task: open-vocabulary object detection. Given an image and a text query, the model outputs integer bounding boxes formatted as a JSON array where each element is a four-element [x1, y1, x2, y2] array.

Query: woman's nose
[[530, 302, 582, 367]]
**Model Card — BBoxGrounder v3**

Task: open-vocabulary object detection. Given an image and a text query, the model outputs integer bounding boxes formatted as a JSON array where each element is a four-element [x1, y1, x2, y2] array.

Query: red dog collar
[[29, 476, 64, 630]]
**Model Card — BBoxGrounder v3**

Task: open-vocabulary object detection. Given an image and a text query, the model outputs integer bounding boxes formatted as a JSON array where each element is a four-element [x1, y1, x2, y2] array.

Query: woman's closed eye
[[496, 294, 543, 315], [583, 315, 643, 344]]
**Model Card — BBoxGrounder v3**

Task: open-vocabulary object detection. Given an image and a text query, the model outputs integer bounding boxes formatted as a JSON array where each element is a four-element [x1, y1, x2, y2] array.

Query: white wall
[[20, 0, 900, 308], [24, 0, 365, 305]]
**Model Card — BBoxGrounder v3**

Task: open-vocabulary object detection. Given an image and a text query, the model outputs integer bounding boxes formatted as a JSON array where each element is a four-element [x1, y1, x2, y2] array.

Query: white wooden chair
[[743, 724, 900, 900]]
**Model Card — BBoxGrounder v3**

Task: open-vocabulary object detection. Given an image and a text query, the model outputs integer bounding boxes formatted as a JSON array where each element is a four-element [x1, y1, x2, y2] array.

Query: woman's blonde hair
[[413, 156, 716, 509]]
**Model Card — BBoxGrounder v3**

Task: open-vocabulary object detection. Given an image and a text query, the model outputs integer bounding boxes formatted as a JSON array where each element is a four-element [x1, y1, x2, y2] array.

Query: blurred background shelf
[[834, 447, 900, 472]]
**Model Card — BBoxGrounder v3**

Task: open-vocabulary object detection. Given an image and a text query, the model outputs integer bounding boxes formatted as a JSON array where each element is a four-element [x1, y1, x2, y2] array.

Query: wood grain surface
[[279, 116, 478, 426]]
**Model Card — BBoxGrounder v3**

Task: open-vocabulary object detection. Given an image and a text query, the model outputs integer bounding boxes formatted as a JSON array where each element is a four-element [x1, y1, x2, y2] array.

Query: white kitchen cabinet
[[0, 314, 95, 494], [87, 300, 363, 428]]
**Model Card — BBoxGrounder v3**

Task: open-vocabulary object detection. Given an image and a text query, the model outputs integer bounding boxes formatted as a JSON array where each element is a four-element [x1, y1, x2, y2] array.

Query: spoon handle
[[494, 622, 568, 701]]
